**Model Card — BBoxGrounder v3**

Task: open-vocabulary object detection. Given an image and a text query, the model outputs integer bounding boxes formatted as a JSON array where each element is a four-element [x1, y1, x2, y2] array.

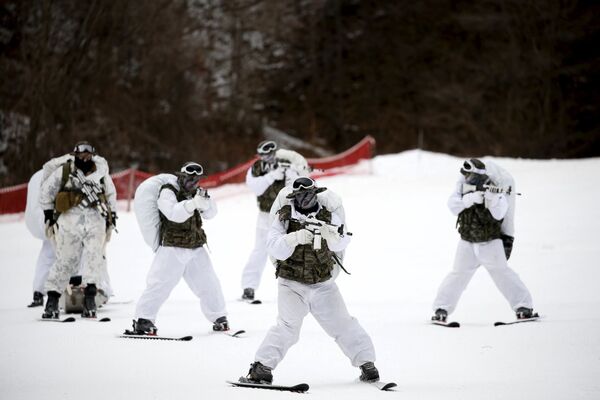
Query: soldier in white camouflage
[[38, 142, 117, 319], [242, 177, 380, 385], [240, 141, 311, 302], [431, 159, 536, 323]]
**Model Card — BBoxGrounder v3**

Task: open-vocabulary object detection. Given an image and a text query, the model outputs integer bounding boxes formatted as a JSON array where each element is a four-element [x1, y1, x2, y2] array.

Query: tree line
[[0, 0, 598, 186]]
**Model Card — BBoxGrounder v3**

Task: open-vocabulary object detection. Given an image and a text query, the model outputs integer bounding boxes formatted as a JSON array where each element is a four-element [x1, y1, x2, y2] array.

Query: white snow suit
[[134, 177, 227, 324], [254, 188, 376, 369], [432, 176, 533, 314], [38, 158, 117, 294]]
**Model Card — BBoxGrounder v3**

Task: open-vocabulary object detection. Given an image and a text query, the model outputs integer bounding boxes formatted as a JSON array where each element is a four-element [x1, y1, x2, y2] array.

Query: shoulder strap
[[60, 160, 72, 190]]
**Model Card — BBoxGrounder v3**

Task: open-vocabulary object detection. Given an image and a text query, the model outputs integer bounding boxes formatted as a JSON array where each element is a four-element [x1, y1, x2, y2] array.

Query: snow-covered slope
[[1, 150, 599, 400]]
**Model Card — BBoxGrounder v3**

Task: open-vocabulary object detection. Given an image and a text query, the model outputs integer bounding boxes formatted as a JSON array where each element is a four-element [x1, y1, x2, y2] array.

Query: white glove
[[267, 168, 285, 182], [284, 229, 314, 248], [184, 193, 211, 213], [484, 191, 502, 208], [284, 168, 300, 185], [462, 191, 484, 208], [45, 220, 56, 240], [320, 224, 341, 245]]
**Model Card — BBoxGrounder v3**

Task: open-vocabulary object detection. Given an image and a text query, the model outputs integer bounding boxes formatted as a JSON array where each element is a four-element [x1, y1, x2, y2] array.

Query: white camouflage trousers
[[255, 278, 376, 369], [135, 246, 227, 324], [33, 239, 56, 293], [433, 238, 533, 314], [44, 208, 106, 293], [241, 211, 270, 290]]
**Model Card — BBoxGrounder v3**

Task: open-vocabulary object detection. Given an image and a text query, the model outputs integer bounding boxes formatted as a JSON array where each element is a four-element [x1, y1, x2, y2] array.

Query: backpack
[[133, 173, 178, 252]]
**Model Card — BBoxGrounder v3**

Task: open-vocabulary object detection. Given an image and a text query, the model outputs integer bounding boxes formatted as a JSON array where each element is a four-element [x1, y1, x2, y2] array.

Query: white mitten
[[284, 229, 314, 247], [45, 220, 55, 240], [267, 168, 285, 182], [184, 193, 211, 213], [462, 191, 484, 208], [284, 168, 300, 185], [484, 191, 502, 208], [320, 224, 341, 245]]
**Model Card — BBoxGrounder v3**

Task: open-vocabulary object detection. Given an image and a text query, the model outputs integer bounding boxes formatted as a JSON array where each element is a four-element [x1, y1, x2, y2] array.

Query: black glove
[[43, 210, 55, 226]]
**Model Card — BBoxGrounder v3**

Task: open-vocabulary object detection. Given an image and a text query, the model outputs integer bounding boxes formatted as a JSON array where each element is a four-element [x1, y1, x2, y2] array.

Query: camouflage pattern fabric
[[158, 184, 207, 249], [457, 203, 503, 243], [44, 208, 106, 293], [275, 205, 335, 284], [251, 160, 286, 212]]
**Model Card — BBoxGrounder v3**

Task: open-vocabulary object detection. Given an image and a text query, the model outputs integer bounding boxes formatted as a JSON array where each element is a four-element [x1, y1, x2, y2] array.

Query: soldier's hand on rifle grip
[[462, 191, 484, 208], [320, 225, 341, 245], [284, 229, 314, 248]]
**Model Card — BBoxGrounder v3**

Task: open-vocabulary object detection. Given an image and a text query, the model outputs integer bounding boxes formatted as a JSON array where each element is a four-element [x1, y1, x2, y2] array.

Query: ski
[[215, 329, 246, 338], [119, 330, 193, 341], [240, 298, 262, 305], [227, 379, 309, 393], [494, 315, 540, 326], [81, 317, 111, 322], [431, 320, 460, 328], [39, 316, 76, 323], [368, 381, 398, 391]]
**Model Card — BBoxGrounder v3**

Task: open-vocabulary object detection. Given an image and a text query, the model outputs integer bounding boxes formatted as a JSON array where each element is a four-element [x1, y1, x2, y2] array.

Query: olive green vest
[[457, 204, 503, 243], [251, 161, 286, 212], [54, 161, 108, 214], [275, 205, 335, 284], [158, 184, 207, 249]]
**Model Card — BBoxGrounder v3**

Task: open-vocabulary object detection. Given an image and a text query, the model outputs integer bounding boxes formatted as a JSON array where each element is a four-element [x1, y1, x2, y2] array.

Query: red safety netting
[[0, 135, 375, 215]]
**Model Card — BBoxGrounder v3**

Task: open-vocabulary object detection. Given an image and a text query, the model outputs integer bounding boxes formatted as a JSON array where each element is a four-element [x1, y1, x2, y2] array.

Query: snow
[[1, 150, 599, 399]]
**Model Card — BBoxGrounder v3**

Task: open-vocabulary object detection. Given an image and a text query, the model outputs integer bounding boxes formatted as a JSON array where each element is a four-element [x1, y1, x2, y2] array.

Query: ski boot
[[81, 284, 97, 318], [132, 318, 158, 335], [516, 307, 537, 320], [41, 291, 61, 319], [431, 308, 448, 322], [28, 291, 44, 308], [359, 362, 380, 382], [242, 288, 255, 301], [213, 316, 229, 331], [245, 361, 273, 384]]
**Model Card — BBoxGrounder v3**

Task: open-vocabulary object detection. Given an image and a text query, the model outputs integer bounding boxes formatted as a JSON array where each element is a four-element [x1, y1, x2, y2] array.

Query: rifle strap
[[332, 253, 351, 275]]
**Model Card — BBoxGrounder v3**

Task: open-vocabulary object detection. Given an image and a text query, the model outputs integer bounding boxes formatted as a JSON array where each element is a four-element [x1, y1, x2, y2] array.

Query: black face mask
[[293, 190, 319, 214], [177, 174, 200, 195], [74, 157, 94, 174], [465, 173, 489, 187]]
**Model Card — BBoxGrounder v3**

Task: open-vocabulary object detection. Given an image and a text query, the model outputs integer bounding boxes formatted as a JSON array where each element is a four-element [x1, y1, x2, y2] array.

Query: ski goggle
[[73, 143, 96, 154], [292, 177, 315, 191], [257, 141, 277, 155], [460, 159, 486, 176], [180, 162, 204, 176]]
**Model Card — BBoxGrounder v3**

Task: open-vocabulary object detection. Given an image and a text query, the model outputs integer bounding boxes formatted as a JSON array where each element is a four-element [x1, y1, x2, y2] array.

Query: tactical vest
[[54, 161, 107, 214], [158, 184, 207, 249], [252, 161, 286, 212], [275, 205, 335, 284], [457, 204, 503, 243]]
